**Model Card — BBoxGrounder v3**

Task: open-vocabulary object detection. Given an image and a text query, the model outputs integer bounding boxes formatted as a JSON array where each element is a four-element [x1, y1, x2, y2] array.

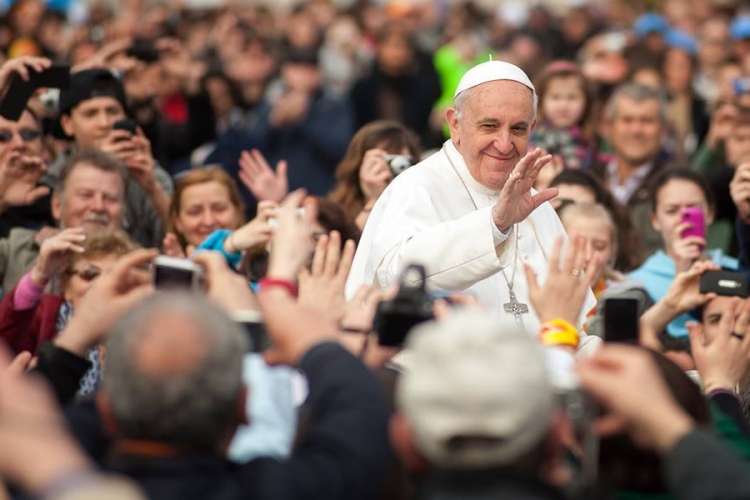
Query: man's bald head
[[102, 293, 248, 452]]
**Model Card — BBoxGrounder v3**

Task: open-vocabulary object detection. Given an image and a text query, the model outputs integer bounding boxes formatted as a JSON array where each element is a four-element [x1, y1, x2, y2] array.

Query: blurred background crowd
[[1, 0, 750, 499]]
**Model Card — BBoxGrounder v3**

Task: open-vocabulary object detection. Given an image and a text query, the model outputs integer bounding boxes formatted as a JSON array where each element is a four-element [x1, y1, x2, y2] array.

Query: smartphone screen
[[603, 298, 639, 343], [680, 207, 706, 241]]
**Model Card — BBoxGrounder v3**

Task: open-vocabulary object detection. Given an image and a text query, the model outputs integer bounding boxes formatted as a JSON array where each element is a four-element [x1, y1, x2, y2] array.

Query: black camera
[[374, 264, 434, 347], [383, 154, 413, 177]]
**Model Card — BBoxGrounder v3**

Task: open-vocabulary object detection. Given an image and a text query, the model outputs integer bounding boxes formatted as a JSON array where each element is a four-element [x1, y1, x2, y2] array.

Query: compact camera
[[373, 264, 433, 347], [151, 256, 204, 291], [383, 154, 413, 177]]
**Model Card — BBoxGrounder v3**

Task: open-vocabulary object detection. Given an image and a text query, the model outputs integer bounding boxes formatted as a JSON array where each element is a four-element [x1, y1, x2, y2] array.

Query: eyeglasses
[[66, 267, 102, 282], [0, 130, 42, 142]]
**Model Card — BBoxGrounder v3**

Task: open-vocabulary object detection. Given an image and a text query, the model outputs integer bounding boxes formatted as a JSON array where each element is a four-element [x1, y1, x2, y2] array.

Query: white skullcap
[[454, 60, 536, 98]]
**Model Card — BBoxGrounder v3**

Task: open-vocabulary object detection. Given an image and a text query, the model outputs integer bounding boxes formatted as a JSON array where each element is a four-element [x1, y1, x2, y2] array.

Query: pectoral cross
[[504, 290, 529, 328]]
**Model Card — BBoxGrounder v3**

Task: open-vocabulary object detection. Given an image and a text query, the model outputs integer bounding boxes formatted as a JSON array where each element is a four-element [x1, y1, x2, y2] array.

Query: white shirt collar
[[444, 140, 500, 197]]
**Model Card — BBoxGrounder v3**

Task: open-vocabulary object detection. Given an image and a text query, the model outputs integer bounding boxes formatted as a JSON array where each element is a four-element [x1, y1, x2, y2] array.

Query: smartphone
[[0, 63, 71, 121], [151, 255, 203, 291], [231, 310, 271, 353], [127, 39, 160, 63], [112, 118, 138, 136], [602, 298, 639, 343], [681, 207, 706, 242], [700, 270, 750, 298]]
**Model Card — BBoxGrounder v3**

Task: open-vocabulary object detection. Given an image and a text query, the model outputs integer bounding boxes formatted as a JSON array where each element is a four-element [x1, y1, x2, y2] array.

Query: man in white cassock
[[345, 61, 599, 350]]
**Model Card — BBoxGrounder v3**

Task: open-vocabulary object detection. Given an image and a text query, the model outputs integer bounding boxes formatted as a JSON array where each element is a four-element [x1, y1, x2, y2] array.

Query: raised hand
[[359, 148, 393, 204], [662, 260, 720, 313], [71, 37, 132, 73], [224, 201, 277, 253], [688, 297, 750, 394], [265, 190, 317, 281], [492, 148, 558, 233], [0, 344, 94, 495], [239, 149, 288, 203], [524, 236, 600, 325], [671, 223, 706, 273], [298, 231, 356, 322], [0, 153, 50, 213], [577, 344, 696, 453], [30, 228, 87, 286], [0, 57, 51, 98]]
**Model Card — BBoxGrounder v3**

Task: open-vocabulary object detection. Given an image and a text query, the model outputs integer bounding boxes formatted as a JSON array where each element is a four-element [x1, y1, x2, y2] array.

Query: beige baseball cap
[[396, 310, 554, 468], [454, 60, 536, 98]]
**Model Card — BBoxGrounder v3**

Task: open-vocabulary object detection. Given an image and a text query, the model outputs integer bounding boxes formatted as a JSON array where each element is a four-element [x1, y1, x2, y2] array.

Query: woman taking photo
[[329, 120, 420, 229]]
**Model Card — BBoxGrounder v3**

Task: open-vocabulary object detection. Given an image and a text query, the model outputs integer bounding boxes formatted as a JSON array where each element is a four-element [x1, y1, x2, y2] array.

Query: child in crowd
[[531, 61, 608, 173]]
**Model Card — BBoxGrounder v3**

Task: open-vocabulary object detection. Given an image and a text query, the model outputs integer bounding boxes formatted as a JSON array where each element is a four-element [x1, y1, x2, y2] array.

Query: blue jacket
[[629, 250, 739, 337]]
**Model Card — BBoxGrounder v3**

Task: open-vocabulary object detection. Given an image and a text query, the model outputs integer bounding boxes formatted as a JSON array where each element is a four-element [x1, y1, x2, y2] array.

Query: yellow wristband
[[540, 330, 579, 348], [539, 319, 580, 348]]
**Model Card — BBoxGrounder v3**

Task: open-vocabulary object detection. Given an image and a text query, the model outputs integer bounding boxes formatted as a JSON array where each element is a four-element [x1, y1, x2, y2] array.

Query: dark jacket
[[62, 342, 392, 500], [417, 470, 567, 500], [665, 429, 750, 500], [591, 156, 673, 257], [350, 56, 441, 148]]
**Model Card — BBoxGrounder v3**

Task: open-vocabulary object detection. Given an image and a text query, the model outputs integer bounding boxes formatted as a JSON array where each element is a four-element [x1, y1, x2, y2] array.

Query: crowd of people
[[2, 0, 750, 499]]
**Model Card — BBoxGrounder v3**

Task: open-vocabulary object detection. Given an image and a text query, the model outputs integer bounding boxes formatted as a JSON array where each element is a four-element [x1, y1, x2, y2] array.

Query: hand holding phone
[[700, 270, 750, 298], [0, 63, 70, 120], [680, 207, 706, 243]]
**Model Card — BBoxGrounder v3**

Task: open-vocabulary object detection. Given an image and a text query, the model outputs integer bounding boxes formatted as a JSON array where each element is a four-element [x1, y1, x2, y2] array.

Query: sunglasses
[[0, 130, 42, 142], [67, 267, 102, 282]]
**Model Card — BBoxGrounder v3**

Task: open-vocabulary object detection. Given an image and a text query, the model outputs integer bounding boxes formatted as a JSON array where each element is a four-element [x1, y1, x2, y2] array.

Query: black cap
[[58, 68, 128, 116]]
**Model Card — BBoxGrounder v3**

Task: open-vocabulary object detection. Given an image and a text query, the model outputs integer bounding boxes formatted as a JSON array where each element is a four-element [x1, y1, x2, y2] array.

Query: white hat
[[396, 310, 554, 469], [454, 60, 536, 98]]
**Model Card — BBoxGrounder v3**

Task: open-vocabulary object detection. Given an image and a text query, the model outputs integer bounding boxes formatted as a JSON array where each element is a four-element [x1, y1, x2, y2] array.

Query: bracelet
[[259, 277, 298, 297], [539, 319, 580, 348]]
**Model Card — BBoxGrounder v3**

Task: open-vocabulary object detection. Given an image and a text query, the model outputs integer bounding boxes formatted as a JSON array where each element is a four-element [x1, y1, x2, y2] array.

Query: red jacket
[[0, 286, 63, 355]]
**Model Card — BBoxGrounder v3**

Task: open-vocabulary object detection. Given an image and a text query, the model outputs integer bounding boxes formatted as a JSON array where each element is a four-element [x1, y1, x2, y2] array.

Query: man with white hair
[[346, 60, 596, 344]]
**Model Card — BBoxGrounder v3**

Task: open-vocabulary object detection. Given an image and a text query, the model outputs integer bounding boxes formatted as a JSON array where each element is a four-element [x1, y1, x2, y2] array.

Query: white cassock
[[346, 140, 600, 352]]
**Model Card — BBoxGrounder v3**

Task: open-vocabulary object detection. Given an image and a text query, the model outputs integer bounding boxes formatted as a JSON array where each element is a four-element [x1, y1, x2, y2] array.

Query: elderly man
[[346, 61, 596, 340], [591, 83, 670, 257], [0, 148, 126, 291], [47, 68, 172, 248]]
